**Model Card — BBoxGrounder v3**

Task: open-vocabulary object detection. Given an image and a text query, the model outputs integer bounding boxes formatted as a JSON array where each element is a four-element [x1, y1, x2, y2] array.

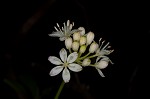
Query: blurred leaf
[[19, 75, 40, 99], [4, 79, 27, 99]]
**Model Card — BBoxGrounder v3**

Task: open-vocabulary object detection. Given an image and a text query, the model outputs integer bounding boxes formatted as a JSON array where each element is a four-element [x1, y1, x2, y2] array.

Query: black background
[[1, 0, 150, 99]]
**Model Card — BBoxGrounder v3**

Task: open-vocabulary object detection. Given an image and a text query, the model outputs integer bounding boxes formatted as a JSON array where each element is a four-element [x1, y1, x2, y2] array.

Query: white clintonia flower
[[95, 57, 110, 77], [48, 48, 82, 83], [96, 38, 114, 63], [48, 20, 79, 41]]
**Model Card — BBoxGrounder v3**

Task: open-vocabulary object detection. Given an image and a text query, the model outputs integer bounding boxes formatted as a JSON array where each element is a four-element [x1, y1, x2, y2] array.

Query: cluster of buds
[[48, 20, 114, 83]]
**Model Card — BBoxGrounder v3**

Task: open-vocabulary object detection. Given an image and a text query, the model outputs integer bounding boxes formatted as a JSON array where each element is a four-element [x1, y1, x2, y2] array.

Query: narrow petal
[[59, 48, 67, 62], [50, 66, 64, 76], [96, 68, 105, 77], [49, 31, 63, 37], [48, 56, 63, 65], [68, 63, 82, 72], [67, 52, 78, 63], [59, 37, 66, 41], [62, 68, 70, 83]]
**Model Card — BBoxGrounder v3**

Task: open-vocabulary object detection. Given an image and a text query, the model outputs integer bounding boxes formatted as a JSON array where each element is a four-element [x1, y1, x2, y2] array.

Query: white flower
[[96, 38, 114, 63], [48, 20, 79, 41], [48, 48, 82, 83], [94, 57, 111, 77]]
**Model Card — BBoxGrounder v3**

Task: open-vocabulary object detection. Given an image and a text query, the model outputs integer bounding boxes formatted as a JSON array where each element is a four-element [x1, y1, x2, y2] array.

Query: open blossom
[[48, 20, 79, 41], [94, 57, 111, 77], [96, 38, 114, 63], [48, 48, 82, 83]]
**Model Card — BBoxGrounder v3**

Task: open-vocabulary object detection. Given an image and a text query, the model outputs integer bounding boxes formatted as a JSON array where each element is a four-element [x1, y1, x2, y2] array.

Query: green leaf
[[19, 75, 40, 99], [4, 79, 27, 97]]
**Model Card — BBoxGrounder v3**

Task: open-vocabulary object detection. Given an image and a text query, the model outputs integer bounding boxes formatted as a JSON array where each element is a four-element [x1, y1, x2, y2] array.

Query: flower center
[[63, 62, 69, 67]]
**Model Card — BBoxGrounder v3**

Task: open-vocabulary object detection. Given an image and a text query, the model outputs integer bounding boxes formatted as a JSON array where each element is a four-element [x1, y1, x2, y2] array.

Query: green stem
[[69, 48, 72, 53], [87, 54, 98, 59], [78, 52, 91, 60], [54, 81, 65, 99]]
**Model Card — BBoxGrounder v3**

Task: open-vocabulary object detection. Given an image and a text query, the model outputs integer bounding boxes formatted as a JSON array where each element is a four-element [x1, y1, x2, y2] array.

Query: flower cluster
[[48, 20, 114, 83]]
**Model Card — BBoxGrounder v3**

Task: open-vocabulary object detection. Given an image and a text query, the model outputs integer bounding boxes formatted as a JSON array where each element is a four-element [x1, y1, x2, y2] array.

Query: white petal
[[96, 68, 105, 77], [50, 66, 64, 76], [68, 63, 82, 72], [67, 52, 78, 63], [48, 56, 63, 65], [59, 48, 67, 62], [59, 37, 66, 41], [49, 31, 63, 37], [62, 68, 70, 83]]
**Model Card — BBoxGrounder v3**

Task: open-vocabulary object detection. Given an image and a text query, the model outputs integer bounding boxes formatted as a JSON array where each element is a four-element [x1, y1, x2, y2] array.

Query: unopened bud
[[96, 60, 108, 69], [82, 58, 91, 66], [73, 32, 80, 41], [79, 45, 86, 53], [89, 42, 98, 53], [78, 27, 85, 35], [72, 41, 79, 52], [65, 37, 72, 49], [80, 36, 86, 46], [86, 32, 94, 45]]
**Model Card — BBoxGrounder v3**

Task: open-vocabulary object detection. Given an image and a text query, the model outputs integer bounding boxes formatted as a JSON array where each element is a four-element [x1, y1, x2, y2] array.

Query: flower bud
[[65, 37, 72, 49], [73, 32, 80, 41], [79, 45, 86, 53], [89, 42, 98, 53], [72, 41, 79, 52], [78, 27, 85, 35], [86, 32, 94, 45], [96, 60, 108, 69], [80, 36, 86, 46], [82, 58, 91, 66]]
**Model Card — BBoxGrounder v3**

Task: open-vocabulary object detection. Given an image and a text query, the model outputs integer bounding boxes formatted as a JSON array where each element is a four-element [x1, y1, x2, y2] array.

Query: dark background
[[1, 0, 150, 99]]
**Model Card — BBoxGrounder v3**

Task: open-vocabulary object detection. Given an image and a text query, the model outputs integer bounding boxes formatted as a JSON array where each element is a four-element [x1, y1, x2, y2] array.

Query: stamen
[[54, 26, 58, 31], [67, 20, 70, 26], [56, 23, 62, 32], [102, 42, 110, 50], [99, 38, 102, 45], [99, 40, 105, 50], [56, 23, 60, 28], [69, 24, 72, 30]]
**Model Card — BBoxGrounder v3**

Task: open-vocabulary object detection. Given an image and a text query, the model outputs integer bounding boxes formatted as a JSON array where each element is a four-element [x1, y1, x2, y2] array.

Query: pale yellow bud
[[89, 42, 98, 53], [96, 61, 108, 69], [72, 41, 79, 52], [73, 32, 81, 41], [78, 27, 85, 35], [86, 32, 94, 45], [79, 45, 86, 53], [82, 58, 91, 66], [65, 37, 72, 49], [80, 36, 86, 46]]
